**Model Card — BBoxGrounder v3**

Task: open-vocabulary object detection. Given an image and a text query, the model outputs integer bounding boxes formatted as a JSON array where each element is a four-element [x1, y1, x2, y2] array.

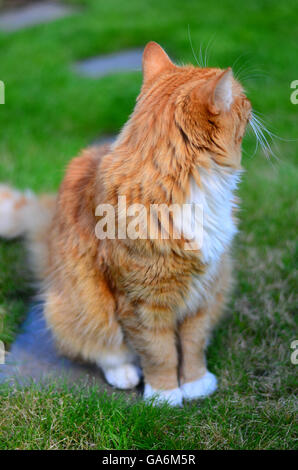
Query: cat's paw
[[103, 363, 141, 390], [181, 371, 217, 400], [144, 384, 183, 407]]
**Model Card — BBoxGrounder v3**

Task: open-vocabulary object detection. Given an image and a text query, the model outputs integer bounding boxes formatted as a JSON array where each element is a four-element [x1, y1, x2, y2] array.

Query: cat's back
[[47, 143, 111, 281], [54, 144, 109, 233]]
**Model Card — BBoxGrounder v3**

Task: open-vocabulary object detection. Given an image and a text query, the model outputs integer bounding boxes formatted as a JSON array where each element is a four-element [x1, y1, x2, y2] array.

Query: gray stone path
[[0, 3, 142, 78], [90, 134, 116, 147], [0, 2, 76, 32], [74, 49, 143, 78], [0, 303, 140, 397]]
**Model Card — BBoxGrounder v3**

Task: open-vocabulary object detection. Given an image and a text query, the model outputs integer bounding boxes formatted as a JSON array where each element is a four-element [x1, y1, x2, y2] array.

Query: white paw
[[144, 383, 183, 407], [103, 363, 141, 390], [181, 371, 217, 400]]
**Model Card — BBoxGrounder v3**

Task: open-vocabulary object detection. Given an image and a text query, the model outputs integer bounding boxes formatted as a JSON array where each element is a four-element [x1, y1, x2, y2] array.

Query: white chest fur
[[179, 163, 241, 315], [189, 164, 241, 265]]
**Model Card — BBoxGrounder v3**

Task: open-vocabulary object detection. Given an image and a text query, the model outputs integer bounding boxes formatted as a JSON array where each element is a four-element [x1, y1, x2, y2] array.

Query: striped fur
[[0, 42, 252, 404]]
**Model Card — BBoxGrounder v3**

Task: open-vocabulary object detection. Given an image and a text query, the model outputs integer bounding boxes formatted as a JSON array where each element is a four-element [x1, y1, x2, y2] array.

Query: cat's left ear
[[205, 68, 234, 114], [142, 42, 175, 84]]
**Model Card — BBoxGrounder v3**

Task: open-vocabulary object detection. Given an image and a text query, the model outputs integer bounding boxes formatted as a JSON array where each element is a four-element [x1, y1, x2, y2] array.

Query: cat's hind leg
[[96, 347, 142, 390], [44, 286, 142, 390]]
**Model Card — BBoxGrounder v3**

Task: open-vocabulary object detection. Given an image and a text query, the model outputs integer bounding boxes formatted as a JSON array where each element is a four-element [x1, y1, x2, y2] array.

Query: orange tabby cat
[[0, 42, 251, 405]]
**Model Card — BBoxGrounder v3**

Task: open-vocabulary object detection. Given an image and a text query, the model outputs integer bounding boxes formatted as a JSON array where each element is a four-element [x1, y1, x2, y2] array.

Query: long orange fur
[[0, 42, 252, 404]]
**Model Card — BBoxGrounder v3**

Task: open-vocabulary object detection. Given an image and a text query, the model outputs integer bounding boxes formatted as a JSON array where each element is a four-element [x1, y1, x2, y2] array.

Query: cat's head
[[137, 42, 252, 169]]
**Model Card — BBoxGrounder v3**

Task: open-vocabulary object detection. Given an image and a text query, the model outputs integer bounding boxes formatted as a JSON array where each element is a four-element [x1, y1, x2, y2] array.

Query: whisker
[[239, 72, 268, 82], [251, 111, 297, 142], [203, 34, 216, 67], [234, 60, 253, 80], [232, 52, 251, 72], [199, 43, 204, 68], [237, 67, 268, 82], [187, 25, 201, 67], [249, 111, 282, 163], [251, 118, 272, 159], [246, 125, 260, 159]]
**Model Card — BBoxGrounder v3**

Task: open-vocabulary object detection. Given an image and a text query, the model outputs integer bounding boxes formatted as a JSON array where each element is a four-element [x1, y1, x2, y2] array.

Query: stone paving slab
[[90, 134, 116, 147], [0, 2, 76, 32], [74, 49, 143, 78], [0, 303, 140, 398]]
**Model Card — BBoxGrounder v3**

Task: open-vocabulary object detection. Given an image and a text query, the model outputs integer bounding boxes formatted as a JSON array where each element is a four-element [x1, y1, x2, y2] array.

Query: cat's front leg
[[178, 306, 219, 401], [179, 294, 229, 400], [179, 256, 232, 401], [120, 303, 182, 406]]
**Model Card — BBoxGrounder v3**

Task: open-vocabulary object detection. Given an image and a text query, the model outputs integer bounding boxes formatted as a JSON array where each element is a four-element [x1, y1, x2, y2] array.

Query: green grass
[[0, 382, 296, 450], [0, 0, 297, 450]]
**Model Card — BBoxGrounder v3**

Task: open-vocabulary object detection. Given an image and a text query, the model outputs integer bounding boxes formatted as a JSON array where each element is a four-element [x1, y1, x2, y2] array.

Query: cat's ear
[[142, 42, 175, 83], [205, 68, 234, 114]]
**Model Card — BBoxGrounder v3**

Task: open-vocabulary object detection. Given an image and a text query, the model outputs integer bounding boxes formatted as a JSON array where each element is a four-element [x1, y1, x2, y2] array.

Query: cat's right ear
[[142, 42, 175, 84], [202, 68, 234, 115]]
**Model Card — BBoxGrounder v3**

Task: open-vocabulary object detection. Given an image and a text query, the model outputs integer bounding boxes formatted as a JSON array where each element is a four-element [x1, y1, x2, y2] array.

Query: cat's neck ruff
[[187, 162, 242, 266]]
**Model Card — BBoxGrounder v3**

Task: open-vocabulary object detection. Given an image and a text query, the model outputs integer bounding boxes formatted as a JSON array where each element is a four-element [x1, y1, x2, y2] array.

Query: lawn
[[0, 0, 297, 450]]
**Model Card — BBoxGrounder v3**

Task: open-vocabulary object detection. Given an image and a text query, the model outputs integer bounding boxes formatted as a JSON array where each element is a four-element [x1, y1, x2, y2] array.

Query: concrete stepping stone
[[0, 303, 141, 397], [0, 2, 76, 32], [90, 134, 116, 147], [74, 49, 143, 78]]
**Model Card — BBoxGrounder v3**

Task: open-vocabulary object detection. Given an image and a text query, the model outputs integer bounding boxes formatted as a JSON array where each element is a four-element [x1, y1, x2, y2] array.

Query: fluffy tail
[[0, 184, 56, 280]]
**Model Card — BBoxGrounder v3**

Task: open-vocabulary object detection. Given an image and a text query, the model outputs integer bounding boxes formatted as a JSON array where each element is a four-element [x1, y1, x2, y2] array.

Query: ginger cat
[[0, 42, 251, 406]]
